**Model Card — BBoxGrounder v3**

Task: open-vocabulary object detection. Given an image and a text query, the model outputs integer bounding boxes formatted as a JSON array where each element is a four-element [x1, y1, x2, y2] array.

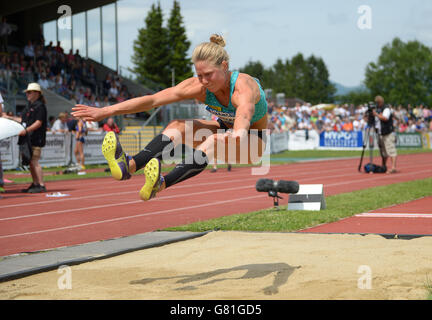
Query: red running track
[[300, 196, 432, 235], [0, 153, 431, 257]]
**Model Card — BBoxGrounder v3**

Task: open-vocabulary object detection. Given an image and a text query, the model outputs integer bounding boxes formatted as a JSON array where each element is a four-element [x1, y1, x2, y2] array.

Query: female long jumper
[[72, 34, 268, 201]]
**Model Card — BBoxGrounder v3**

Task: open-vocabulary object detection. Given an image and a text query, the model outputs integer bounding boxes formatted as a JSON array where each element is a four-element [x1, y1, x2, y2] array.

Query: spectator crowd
[[1, 38, 431, 137], [0, 39, 137, 109], [267, 101, 432, 135]]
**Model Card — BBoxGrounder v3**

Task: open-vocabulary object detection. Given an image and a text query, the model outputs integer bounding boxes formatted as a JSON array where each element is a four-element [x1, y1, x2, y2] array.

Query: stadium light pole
[[115, 1, 119, 73], [85, 11, 88, 59], [100, 6, 103, 65]]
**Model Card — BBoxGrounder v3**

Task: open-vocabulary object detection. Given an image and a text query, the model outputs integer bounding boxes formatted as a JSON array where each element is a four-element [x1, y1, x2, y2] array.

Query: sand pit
[[0, 231, 431, 300]]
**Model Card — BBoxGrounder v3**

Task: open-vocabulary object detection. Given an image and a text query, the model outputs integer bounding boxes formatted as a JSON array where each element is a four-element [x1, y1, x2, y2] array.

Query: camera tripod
[[358, 124, 380, 172]]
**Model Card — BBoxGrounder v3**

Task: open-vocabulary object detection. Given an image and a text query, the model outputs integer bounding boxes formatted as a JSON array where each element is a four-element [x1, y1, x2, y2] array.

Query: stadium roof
[[1, 0, 116, 23]]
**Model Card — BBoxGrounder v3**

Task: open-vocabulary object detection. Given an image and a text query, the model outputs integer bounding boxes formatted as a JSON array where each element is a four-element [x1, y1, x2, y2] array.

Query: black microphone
[[255, 179, 275, 192], [275, 180, 299, 194], [256, 179, 299, 194]]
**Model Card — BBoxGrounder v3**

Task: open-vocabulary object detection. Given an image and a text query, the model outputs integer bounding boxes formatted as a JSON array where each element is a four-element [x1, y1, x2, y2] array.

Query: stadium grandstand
[[0, 0, 209, 152]]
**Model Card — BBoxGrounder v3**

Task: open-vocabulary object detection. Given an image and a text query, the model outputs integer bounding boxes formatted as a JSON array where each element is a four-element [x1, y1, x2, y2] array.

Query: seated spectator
[[109, 81, 119, 100], [68, 79, 78, 95], [38, 72, 50, 89], [55, 41, 64, 55], [66, 49, 75, 64], [395, 120, 405, 133], [83, 87, 92, 101], [47, 74, 56, 89], [103, 74, 112, 96], [116, 90, 128, 103], [314, 116, 325, 133], [298, 118, 312, 130], [74, 49, 82, 62], [24, 40, 35, 60], [342, 117, 353, 132], [51, 112, 69, 133], [406, 119, 416, 133], [47, 115, 56, 131], [76, 87, 85, 104], [70, 94, 78, 105], [101, 95, 111, 107], [102, 117, 120, 133], [332, 117, 342, 132], [54, 73, 63, 88], [352, 115, 364, 132], [86, 120, 102, 132], [89, 94, 100, 107], [66, 111, 78, 132], [415, 118, 427, 133]]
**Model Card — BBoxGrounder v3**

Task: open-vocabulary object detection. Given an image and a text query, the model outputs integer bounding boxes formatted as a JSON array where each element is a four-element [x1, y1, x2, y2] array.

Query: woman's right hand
[[71, 105, 108, 122]]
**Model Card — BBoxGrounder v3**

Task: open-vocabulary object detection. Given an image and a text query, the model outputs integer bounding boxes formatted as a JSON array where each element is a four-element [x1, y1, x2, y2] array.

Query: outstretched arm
[[71, 78, 205, 122], [230, 74, 260, 138]]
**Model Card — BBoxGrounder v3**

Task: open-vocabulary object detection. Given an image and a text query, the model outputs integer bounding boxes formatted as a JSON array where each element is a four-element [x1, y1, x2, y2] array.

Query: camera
[[365, 102, 376, 126]]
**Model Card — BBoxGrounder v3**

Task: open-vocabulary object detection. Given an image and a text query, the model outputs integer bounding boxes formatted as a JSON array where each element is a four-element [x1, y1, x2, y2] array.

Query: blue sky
[[45, 0, 432, 87]]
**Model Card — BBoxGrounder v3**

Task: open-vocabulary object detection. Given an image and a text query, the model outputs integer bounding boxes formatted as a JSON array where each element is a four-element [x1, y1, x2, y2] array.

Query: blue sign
[[319, 131, 363, 148]]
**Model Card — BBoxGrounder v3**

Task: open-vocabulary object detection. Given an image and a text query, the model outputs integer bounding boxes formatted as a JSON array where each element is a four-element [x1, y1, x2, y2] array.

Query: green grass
[[270, 148, 432, 162], [425, 275, 432, 300], [5, 148, 432, 185], [165, 177, 432, 233]]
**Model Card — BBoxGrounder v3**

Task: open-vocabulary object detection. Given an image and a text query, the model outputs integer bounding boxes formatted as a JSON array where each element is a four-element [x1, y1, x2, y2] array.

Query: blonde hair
[[192, 34, 229, 67], [375, 95, 384, 103]]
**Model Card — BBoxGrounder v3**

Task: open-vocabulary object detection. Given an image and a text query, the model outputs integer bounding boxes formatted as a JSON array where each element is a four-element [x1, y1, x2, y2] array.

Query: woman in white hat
[[4, 83, 48, 193]]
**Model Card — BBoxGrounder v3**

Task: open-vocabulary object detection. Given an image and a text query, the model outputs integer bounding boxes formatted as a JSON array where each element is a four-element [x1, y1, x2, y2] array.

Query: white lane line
[[2, 167, 432, 221], [0, 184, 255, 221], [0, 194, 264, 239], [355, 213, 432, 218], [2, 164, 431, 211]]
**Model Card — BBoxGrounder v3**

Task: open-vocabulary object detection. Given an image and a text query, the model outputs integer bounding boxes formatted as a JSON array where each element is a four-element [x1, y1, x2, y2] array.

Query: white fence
[[1, 130, 430, 170], [1, 132, 106, 170]]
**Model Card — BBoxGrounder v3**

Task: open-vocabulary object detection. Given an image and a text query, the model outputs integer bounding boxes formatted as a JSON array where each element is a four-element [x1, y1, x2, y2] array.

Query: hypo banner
[[319, 131, 363, 148]]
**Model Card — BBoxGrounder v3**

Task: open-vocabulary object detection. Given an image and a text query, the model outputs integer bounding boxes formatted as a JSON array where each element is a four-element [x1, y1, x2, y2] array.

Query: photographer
[[372, 96, 397, 174]]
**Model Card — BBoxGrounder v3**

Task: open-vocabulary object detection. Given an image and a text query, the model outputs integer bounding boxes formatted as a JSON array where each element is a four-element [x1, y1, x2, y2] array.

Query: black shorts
[[217, 119, 267, 144]]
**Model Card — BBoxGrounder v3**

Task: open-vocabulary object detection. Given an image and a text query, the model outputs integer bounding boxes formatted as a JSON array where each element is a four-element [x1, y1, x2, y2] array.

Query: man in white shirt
[[372, 96, 397, 173], [24, 40, 35, 59], [51, 112, 69, 133], [38, 73, 50, 89], [86, 120, 101, 132]]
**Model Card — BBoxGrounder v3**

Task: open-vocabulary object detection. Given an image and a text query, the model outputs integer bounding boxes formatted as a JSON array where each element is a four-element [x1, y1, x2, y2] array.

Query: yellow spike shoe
[[102, 131, 131, 181], [139, 158, 161, 201]]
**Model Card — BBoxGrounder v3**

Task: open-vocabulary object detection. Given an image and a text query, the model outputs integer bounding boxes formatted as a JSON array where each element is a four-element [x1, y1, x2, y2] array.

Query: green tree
[[131, 3, 170, 89], [289, 53, 307, 98], [238, 54, 335, 104], [167, 0, 193, 85], [365, 37, 432, 106], [335, 89, 373, 105], [305, 56, 336, 104], [239, 60, 266, 82]]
